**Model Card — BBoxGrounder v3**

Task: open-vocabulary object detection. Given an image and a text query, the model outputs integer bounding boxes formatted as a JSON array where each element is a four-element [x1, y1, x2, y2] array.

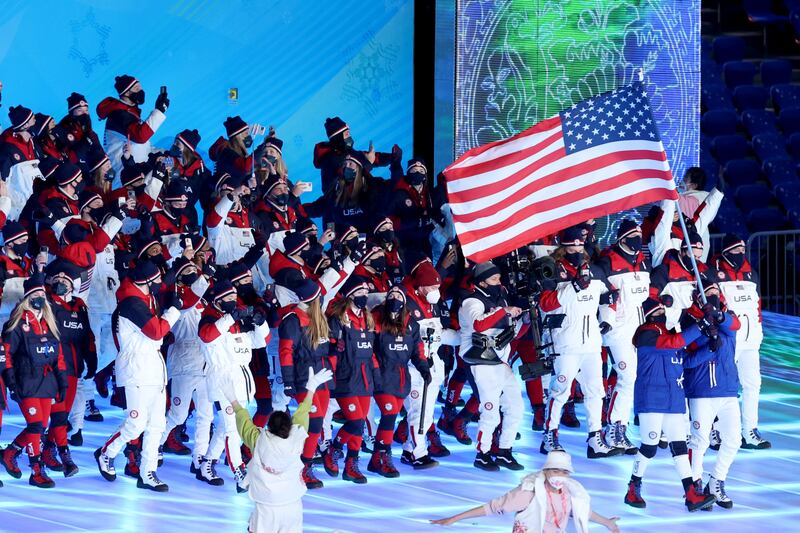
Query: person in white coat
[[430, 451, 620, 533]]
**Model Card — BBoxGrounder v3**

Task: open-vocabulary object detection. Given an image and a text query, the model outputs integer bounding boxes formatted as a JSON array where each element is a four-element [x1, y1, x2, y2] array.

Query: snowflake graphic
[[341, 41, 401, 117], [69, 10, 110, 78]]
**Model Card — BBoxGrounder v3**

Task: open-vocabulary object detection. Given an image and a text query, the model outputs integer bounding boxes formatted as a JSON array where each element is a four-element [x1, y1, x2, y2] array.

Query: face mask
[[272, 193, 289, 206], [169, 144, 182, 158], [104, 169, 116, 182], [705, 295, 721, 309], [306, 234, 319, 248], [73, 179, 86, 194], [622, 236, 642, 253], [11, 242, 28, 257], [344, 237, 358, 252], [219, 300, 236, 314], [724, 252, 744, 270], [407, 171, 425, 186], [179, 272, 198, 286], [648, 313, 667, 324], [52, 281, 70, 296], [386, 298, 404, 314], [266, 155, 278, 165], [75, 114, 91, 129], [170, 168, 181, 180], [369, 256, 386, 273], [243, 135, 254, 148], [299, 247, 316, 263], [150, 254, 166, 267], [548, 475, 569, 490], [352, 294, 368, 309], [342, 167, 357, 183], [169, 203, 184, 216], [343, 137, 354, 149], [377, 229, 394, 244], [30, 296, 46, 310], [565, 251, 583, 267], [130, 91, 145, 105], [425, 288, 441, 304], [148, 281, 162, 294], [485, 284, 502, 300], [236, 282, 256, 296]]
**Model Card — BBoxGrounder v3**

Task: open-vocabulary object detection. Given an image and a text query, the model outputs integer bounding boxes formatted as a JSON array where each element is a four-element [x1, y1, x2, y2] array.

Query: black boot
[[58, 446, 79, 477]]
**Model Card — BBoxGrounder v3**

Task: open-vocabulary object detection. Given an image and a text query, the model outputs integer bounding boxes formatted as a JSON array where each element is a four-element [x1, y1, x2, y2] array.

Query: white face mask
[[425, 289, 440, 304], [548, 475, 569, 489]]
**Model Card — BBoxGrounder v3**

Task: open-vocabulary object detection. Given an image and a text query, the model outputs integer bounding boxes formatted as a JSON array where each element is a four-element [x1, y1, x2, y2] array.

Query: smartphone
[[40, 246, 49, 255], [185, 237, 192, 248], [304, 182, 313, 192], [326, 222, 335, 232], [127, 189, 136, 202], [160, 86, 167, 96]]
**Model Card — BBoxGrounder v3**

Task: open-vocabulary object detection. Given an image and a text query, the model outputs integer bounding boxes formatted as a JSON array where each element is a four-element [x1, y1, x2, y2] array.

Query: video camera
[[518, 313, 565, 381], [497, 247, 558, 302], [462, 326, 516, 366]]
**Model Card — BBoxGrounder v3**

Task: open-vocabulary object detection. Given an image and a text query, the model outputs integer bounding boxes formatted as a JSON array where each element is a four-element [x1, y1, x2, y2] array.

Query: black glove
[[349, 240, 368, 263], [2, 368, 16, 394], [253, 230, 268, 250], [660, 294, 674, 308], [599, 321, 612, 335], [232, 306, 253, 322], [202, 262, 217, 278], [599, 290, 618, 306], [252, 311, 266, 327], [572, 274, 591, 292], [165, 291, 182, 310], [155, 91, 170, 113], [283, 382, 296, 397], [109, 201, 126, 221], [57, 385, 68, 404], [33, 207, 56, 226], [420, 368, 432, 385], [239, 316, 255, 333]]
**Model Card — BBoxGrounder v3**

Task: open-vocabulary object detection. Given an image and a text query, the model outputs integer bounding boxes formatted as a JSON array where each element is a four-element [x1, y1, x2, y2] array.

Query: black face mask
[[407, 171, 425, 186], [369, 256, 386, 273], [73, 179, 86, 194], [266, 155, 278, 165], [343, 137, 354, 149], [168, 204, 184, 217], [179, 273, 198, 286], [342, 167, 357, 183], [11, 242, 28, 257], [376, 229, 394, 244], [169, 144, 182, 158], [243, 135, 254, 148], [299, 247, 316, 263], [565, 252, 583, 267], [344, 238, 358, 252], [724, 252, 744, 270], [622, 236, 642, 253], [75, 114, 91, 129], [130, 91, 145, 105], [352, 294, 368, 309], [104, 169, 116, 182], [484, 284, 502, 300], [30, 296, 46, 310], [386, 298, 404, 314], [52, 282, 70, 296], [306, 235, 319, 248], [150, 254, 166, 267], [705, 295, 721, 309], [149, 281, 162, 294], [649, 313, 667, 324], [236, 282, 256, 297], [272, 193, 289, 206], [219, 300, 236, 314]]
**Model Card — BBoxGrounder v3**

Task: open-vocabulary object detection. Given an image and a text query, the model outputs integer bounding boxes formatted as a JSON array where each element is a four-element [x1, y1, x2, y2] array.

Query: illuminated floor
[[1, 312, 799, 533]]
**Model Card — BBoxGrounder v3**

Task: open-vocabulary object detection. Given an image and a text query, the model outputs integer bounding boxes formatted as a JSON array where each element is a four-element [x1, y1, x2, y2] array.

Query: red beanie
[[414, 261, 441, 288]]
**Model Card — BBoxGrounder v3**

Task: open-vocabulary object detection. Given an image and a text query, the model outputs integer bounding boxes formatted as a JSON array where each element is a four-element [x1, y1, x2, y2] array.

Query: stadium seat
[[742, 109, 779, 137], [712, 35, 746, 64], [760, 59, 792, 89], [733, 85, 769, 111], [735, 184, 775, 210], [788, 132, 800, 159], [723, 159, 763, 188], [752, 133, 788, 161], [787, 208, 800, 229], [771, 84, 800, 111], [774, 182, 800, 209], [778, 107, 800, 135], [702, 59, 724, 85], [764, 158, 798, 185], [701, 109, 738, 136], [747, 207, 787, 232], [723, 61, 757, 89], [712, 135, 752, 165], [713, 212, 750, 236], [743, 0, 789, 24], [701, 84, 734, 111]]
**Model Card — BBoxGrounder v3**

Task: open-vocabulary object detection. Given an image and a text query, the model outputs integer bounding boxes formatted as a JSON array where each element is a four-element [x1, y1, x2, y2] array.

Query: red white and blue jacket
[[278, 304, 332, 396]]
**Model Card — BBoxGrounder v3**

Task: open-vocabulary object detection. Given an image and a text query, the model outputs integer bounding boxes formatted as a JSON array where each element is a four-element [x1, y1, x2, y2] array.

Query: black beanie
[[224, 116, 248, 138], [177, 129, 201, 153], [114, 75, 138, 96], [616, 219, 640, 241], [8, 105, 34, 131], [721, 233, 745, 254], [67, 92, 88, 112], [324, 116, 348, 140], [132, 260, 160, 284]]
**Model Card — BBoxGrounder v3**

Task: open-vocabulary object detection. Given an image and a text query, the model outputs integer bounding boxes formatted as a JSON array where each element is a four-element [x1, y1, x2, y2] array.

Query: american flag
[[443, 81, 678, 263]]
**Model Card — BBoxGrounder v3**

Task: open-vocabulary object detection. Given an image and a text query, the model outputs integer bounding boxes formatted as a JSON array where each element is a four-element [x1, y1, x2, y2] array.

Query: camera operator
[[458, 261, 526, 472], [539, 226, 620, 459]]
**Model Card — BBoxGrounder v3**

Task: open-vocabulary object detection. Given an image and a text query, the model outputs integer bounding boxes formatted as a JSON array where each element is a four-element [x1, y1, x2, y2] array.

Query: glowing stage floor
[[1, 312, 799, 533]]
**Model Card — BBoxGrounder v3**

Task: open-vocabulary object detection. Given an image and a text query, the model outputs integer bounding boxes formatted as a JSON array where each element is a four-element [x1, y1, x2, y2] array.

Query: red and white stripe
[[444, 117, 678, 262]]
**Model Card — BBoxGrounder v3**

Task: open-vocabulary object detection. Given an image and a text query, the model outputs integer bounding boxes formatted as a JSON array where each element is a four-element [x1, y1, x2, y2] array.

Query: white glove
[[218, 372, 238, 405], [305, 367, 333, 392]]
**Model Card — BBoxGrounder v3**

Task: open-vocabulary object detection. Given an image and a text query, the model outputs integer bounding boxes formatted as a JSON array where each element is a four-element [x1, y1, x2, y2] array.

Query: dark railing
[[746, 230, 800, 316]]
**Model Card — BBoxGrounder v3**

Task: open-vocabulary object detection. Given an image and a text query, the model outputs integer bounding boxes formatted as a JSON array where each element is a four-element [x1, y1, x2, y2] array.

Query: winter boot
[[123, 443, 141, 478], [314, 439, 331, 465], [540, 429, 564, 455], [451, 415, 473, 445], [685, 480, 716, 512], [360, 433, 375, 454], [367, 446, 400, 478], [343, 453, 367, 484], [94, 448, 116, 481], [436, 407, 456, 434], [176, 423, 190, 443], [393, 419, 409, 444], [493, 448, 524, 471], [532, 404, 546, 431], [162, 427, 191, 455], [94, 366, 112, 398], [301, 459, 324, 489], [42, 440, 63, 472], [137, 470, 169, 492], [606, 421, 637, 455], [69, 429, 83, 447], [196, 457, 224, 486], [709, 428, 721, 451], [473, 451, 499, 472], [427, 429, 450, 457], [233, 464, 248, 493], [28, 456, 55, 488], [741, 428, 771, 450], [84, 400, 103, 422], [706, 475, 733, 509], [402, 450, 438, 469], [58, 446, 79, 477], [624, 479, 646, 508], [322, 445, 343, 477], [560, 401, 580, 428], [587, 431, 622, 459]]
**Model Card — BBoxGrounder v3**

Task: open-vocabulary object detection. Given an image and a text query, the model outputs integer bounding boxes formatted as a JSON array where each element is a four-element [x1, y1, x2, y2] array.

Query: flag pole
[[636, 68, 708, 305]]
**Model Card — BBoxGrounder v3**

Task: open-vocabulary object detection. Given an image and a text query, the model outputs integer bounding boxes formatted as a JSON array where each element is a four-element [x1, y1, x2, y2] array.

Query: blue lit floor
[[1, 312, 799, 533]]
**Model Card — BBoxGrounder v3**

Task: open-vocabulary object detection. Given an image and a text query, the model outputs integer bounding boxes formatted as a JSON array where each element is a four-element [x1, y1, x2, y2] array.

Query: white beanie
[[542, 450, 574, 473]]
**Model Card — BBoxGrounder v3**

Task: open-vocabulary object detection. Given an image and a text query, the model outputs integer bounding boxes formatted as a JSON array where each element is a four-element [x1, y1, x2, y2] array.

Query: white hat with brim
[[542, 450, 574, 473]]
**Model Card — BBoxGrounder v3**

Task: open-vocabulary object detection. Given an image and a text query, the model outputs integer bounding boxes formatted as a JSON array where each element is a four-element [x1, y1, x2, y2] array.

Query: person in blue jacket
[[683, 281, 741, 510], [623, 296, 716, 512]]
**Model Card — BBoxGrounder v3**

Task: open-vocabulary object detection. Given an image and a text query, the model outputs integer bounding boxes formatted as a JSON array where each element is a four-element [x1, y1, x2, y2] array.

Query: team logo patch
[[28, 407, 37, 415], [618, 362, 627, 371], [22, 324, 29, 332], [385, 403, 393, 411], [718, 271, 725, 279], [130, 410, 139, 419], [648, 431, 658, 440], [310, 405, 318, 414], [410, 390, 419, 400], [13, 153, 20, 161], [173, 397, 181, 406], [405, 198, 413, 207], [348, 403, 357, 412], [557, 375, 566, 383], [225, 406, 234, 415], [484, 402, 494, 411], [225, 217, 233, 225], [414, 310, 421, 318], [560, 271, 567, 280], [692, 421, 700, 430], [276, 376, 283, 384], [273, 222, 280, 229]]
